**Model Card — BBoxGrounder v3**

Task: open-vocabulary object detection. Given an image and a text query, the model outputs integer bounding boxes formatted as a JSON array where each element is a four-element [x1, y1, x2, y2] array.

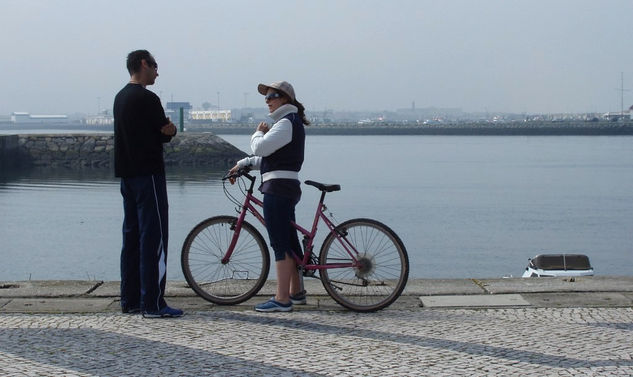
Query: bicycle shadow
[[207, 311, 633, 370]]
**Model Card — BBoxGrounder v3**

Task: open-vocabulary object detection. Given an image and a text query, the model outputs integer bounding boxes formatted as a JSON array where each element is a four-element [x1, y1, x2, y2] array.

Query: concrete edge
[[1, 277, 632, 299]]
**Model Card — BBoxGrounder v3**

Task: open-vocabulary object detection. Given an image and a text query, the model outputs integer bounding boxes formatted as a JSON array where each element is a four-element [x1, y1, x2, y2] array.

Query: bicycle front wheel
[[181, 216, 270, 305], [319, 218, 409, 312]]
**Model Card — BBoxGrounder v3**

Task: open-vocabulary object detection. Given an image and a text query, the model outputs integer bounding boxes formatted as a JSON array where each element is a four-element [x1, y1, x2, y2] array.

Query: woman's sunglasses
[[264, 92, 282, 101]]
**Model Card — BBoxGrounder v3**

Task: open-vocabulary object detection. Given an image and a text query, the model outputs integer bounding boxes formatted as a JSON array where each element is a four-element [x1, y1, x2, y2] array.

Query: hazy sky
[[1, 0, 632, 115]]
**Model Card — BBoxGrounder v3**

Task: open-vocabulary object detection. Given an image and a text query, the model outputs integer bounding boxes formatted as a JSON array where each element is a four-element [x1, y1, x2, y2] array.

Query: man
[[113, 49, 182, 318]]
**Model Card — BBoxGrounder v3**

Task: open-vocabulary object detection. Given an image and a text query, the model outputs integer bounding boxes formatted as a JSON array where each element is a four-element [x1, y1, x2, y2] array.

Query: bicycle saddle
[[304, 180, 341, 192]]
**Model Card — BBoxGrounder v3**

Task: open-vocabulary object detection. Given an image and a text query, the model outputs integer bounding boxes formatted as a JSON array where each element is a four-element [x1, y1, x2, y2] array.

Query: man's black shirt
[[113, 83, 173, 177]]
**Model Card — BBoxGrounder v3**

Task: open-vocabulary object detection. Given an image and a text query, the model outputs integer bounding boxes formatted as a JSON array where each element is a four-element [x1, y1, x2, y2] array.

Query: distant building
[[84, 114, 114, 126], [165, 102, 192, 112], [602, 110, 631, 121], [165, 102, 192, 121], [11, 112, 68, 123], [190, 110, 232, 122]]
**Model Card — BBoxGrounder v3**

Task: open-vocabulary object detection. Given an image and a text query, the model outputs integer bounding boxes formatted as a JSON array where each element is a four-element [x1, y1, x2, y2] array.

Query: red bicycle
[[181, 169, 409, 312]]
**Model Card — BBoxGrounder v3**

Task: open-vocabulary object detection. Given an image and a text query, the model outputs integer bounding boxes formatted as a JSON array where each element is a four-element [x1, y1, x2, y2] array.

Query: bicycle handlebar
[[222, 167, 254, 182]]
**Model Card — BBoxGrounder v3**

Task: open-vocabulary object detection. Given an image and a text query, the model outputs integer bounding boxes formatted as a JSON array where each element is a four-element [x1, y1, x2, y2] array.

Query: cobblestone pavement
[[0, 308, 632, 376]]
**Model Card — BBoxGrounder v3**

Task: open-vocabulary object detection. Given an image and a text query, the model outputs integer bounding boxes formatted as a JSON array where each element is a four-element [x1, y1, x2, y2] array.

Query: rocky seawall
[[0, 133, 247, 169]]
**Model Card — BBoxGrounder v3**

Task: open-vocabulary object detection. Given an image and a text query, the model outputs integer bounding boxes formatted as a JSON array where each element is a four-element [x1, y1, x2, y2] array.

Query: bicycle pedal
[[303, 270, 316, 277]]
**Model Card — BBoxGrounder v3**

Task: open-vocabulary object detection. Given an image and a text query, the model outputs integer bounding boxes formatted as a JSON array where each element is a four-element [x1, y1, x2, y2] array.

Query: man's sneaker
[[254, 298, 293, 312], [121, 306, 141, 314], [143, 306, 184, 318], [289, 290, 307, 305]]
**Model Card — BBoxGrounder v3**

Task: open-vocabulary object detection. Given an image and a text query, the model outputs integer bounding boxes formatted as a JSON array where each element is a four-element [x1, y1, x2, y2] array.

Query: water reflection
[[0, 165, 229, 188], [0, 165, 237, 281]]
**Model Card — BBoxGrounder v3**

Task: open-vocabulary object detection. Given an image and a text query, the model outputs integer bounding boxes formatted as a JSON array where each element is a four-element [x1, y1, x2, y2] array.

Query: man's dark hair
[[126, 50, 155, 75]]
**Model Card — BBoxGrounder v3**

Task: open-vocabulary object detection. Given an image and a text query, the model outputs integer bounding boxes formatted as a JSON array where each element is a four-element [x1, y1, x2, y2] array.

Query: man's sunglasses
[[264, 92, 282, 101]]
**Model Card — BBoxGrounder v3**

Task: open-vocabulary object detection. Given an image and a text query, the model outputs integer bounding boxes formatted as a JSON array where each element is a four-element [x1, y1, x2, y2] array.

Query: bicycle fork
[[220, 218, 243, 264]]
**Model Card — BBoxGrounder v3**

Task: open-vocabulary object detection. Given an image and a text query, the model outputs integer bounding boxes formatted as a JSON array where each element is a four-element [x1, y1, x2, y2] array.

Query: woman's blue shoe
[[255, 298, 293, 312]]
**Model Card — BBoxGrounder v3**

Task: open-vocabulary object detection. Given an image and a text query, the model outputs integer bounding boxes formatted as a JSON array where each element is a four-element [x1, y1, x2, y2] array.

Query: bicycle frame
[[221, 172, 360, 272]]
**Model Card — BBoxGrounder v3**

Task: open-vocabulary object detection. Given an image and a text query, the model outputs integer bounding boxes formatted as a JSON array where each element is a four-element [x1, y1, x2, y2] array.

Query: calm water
[[1, 135, 632, 281]]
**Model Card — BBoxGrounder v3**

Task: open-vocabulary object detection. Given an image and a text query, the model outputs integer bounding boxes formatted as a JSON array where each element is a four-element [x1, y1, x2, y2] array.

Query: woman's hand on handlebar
[[225, 165, 252, 184], [227, 164, 240, 184]]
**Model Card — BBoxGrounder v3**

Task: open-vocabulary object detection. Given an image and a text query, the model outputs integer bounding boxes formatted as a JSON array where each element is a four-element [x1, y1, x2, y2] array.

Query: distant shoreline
[[185, 120, 633, 136], [2, 121, 632, 136]]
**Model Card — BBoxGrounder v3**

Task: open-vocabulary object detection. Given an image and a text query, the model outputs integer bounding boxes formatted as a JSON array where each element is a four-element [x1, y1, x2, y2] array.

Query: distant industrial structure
[[602, 105, 633, 122], [163, 101, 233, 123], [10, 112, 68, 124], [190, 110, 232, 122], [79, 101, 234, 127], [165, 102, 192, 122], [84, 113, 114, 126]]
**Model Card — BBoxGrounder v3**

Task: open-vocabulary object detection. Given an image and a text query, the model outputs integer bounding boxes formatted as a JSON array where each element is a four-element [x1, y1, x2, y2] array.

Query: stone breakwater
[[0, 133, 247, 169]]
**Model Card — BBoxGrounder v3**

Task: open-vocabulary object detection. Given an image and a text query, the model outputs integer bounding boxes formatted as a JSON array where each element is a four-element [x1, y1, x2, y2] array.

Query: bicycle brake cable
[[324, 203, 338, 224], [222, 177, 244, 210], [234, 177, 247, 213]]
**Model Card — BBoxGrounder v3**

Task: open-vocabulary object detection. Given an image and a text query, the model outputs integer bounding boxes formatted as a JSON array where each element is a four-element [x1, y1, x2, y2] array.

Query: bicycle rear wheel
[[319, 218, 409, 312], [181, 216, 270, 305]]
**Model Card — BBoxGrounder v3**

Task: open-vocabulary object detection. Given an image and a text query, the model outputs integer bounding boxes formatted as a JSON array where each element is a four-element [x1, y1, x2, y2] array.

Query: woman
[[229, 81, 310, 312]]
